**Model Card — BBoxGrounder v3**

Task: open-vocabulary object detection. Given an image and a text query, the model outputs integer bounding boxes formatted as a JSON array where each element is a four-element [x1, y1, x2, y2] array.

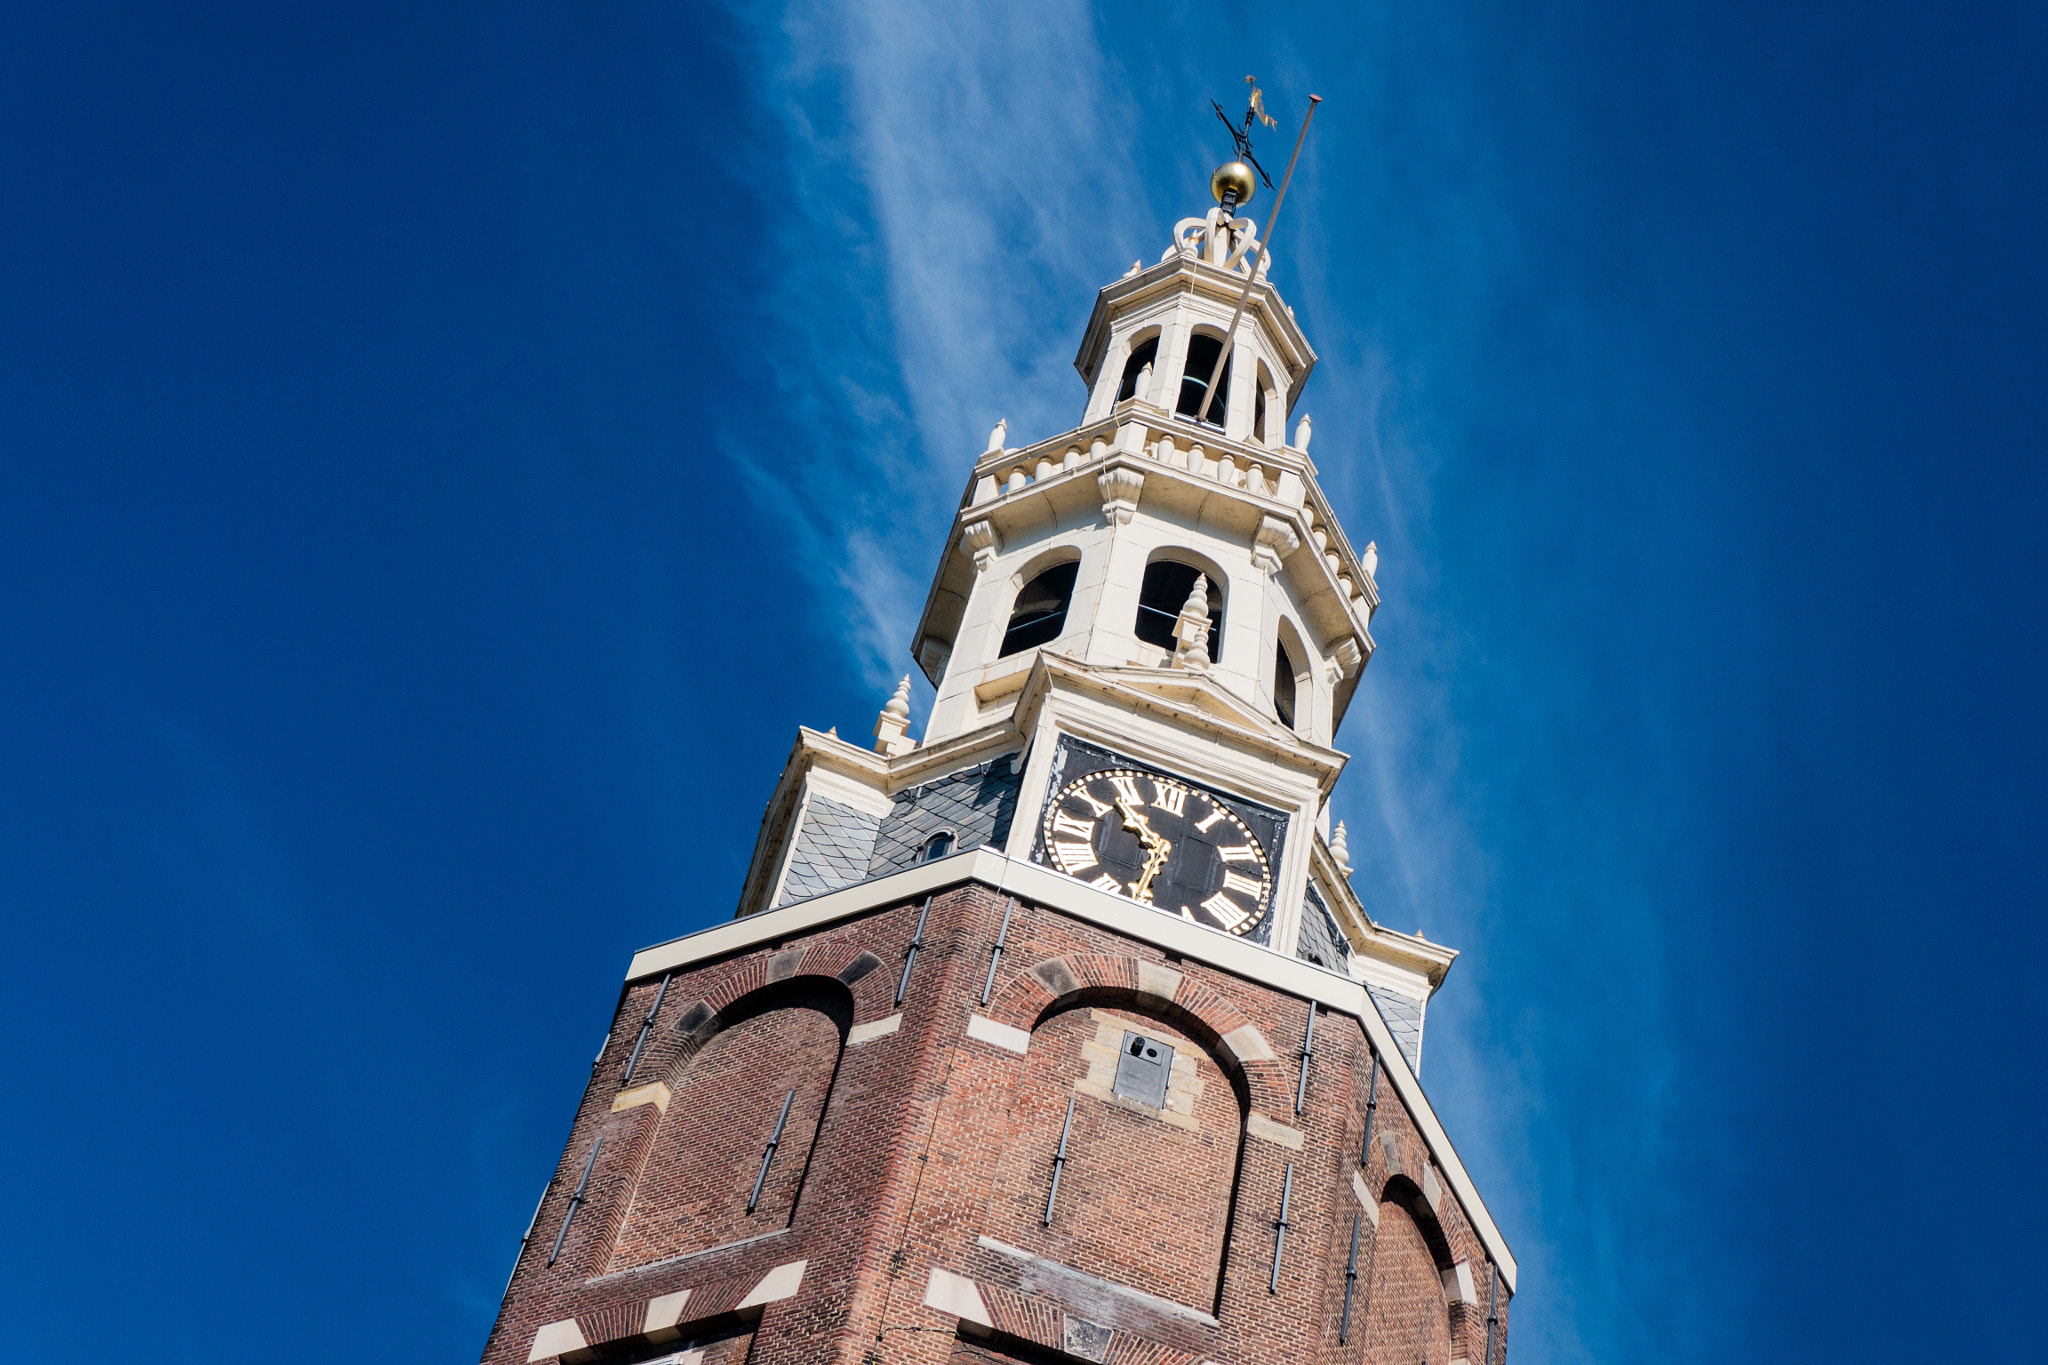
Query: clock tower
[[481, 159, 1515, 1365]]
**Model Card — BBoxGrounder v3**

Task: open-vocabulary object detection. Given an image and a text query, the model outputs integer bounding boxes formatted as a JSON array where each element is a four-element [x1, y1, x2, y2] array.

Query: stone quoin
[[481, 153, 1515, 1365]]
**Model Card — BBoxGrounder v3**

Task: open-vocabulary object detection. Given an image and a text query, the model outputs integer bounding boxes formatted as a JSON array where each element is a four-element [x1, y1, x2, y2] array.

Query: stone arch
[[993, 545, 1086, 662], [1175, 324, 1234, 423], [1134, 547, 1230, 665], [1254, 358, 1280, 446], [1113, 325, 1164, 403], [606, 975, 854, 1272], [984, 952, 1290, 1117], [1273, 613, 1314, 734]]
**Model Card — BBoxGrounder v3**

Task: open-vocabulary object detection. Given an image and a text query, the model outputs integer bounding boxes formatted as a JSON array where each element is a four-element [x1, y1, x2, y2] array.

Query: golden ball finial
[[1210, 160, 1256, 209]]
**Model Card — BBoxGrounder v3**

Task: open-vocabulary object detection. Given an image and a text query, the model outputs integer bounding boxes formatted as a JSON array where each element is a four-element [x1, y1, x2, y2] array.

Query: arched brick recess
[[984, 952, 1290, 1115], [1363, 1196, 1455, 1365], [980, 999, 1247, 1313], [608, 978, 853, 1272], [1379, 1172, 1456, 1272]]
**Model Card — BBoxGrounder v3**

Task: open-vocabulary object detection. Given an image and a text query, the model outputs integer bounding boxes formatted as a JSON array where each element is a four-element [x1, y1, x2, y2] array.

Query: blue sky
[[2, 1, 2044, 1361]]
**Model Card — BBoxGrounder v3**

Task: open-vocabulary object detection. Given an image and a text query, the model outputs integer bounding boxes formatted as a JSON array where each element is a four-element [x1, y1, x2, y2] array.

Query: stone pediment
[[1027, 653, 1347, 789]]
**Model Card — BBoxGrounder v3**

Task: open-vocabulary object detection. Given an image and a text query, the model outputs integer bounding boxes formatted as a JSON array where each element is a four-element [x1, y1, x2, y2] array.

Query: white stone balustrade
[[958, 409, 1379, 623]]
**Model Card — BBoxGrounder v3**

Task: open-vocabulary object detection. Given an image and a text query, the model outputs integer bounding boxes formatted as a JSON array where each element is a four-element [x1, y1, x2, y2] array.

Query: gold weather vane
[[1211, 76, 1281, 197], [1195, 81, 1322, 425]]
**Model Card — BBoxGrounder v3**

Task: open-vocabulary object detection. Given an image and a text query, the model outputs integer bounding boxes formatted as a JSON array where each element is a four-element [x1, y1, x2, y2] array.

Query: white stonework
[[718, 196, 1465, 1146], [736, 1259, 807, 1310], [923, 1267, 994, 1328], [528, 1320, 587, 1362]]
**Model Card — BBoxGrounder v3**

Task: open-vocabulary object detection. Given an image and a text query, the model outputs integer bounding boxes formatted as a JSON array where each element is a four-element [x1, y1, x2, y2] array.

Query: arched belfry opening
[[1134, 558, 1225, 662], [1255, 360, 1278, 445], [1274, 637, 1298, 729], [1116, 334, 1160, 402], [1000, 561, 1079, 658], [1176, 332, 1231, 424]]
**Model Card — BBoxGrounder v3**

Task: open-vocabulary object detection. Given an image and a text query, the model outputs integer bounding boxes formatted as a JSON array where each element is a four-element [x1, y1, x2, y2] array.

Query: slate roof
[[1297, 884, 1350, 973], [867, 760, 1021, 878], [778, 795, 883, 906], [1367, 984, 1424, 1073]]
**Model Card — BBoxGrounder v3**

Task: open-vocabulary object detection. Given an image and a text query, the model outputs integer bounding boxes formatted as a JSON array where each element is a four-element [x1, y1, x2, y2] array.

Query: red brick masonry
[[481, 881, 1509, 1365]]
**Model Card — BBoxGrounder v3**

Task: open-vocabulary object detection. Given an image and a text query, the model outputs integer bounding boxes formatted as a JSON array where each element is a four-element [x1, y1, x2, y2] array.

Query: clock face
[[1040, 767, 1274, 935]]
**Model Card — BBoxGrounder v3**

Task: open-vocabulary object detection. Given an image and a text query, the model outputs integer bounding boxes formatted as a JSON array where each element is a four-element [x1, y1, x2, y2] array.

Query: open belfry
[[483, 105, 1514, 1365]]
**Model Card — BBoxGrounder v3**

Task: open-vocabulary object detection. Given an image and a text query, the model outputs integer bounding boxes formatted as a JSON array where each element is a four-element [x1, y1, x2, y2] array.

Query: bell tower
[[482, 127, 1516, 1365]]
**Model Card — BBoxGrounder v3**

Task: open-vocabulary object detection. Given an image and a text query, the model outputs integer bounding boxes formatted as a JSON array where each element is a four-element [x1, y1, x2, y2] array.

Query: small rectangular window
[[1112, 1030, 1175, 1109]]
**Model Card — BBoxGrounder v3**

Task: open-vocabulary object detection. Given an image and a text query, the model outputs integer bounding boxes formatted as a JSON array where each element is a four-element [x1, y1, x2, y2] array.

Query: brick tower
[[481, 159, 1516, 1365]]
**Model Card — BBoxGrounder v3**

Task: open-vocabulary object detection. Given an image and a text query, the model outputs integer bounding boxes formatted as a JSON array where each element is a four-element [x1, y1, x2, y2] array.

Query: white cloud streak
[[732, 0, 1156, 694]]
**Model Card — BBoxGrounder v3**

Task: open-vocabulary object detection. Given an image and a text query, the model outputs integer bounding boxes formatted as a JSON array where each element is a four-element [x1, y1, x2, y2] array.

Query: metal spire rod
[[1197, 93, 1321, 428]]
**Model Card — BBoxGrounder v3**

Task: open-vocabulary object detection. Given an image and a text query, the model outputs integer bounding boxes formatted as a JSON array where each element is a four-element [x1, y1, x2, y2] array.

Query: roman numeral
[[1217, 844, 1260, 864], [1072, 787, 1113, 817], [1051, 812, 1095, 841], [1193, 807, 1228, 832], [1201, 892, 1251, 930], [1107, 773, 1145, 806], [1089, 873, 1126, 894], [1051, 840, 1095, 873], [1153, 782, 1187, 817], [1222, 869, 1265, 898]]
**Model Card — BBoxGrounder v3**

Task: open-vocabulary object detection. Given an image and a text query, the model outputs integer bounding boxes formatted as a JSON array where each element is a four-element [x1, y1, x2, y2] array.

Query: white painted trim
[[622, 848, 1517, 1291]]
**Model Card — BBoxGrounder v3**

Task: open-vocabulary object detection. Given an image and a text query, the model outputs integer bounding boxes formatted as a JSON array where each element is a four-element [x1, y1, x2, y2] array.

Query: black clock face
[[1040, 767, 1274, 935]]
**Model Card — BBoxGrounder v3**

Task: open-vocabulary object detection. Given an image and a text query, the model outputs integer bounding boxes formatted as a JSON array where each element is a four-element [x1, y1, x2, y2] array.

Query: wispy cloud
[[732, 0, 1153, 692]]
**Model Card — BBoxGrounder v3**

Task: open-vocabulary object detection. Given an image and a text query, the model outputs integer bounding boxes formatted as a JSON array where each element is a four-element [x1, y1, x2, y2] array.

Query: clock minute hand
[[1116, 797, 1174, 902]]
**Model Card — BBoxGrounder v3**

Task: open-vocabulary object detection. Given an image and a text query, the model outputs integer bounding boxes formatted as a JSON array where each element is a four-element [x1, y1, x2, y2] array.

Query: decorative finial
[[1330, 820, 1353, 878], [1171, 574, 1213, 671], [985, 418, 1007, 454], [1362, 541, 1378, 578], [1211, 160, 1257, 210], [873, 676, 916, 757], [1293, 414, 1312, 451]]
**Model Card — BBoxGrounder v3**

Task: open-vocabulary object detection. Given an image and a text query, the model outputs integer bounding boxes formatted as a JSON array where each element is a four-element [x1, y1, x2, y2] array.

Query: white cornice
[[626, 847, 1516, 1293], [1308, 834, 1459, 992]]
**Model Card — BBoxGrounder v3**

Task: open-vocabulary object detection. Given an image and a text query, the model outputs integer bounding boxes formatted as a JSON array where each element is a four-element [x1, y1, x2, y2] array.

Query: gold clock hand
[[1115, 797, 1173, 902], [1115, 797, 1158, 843], [1131, 836, 1173, 902]]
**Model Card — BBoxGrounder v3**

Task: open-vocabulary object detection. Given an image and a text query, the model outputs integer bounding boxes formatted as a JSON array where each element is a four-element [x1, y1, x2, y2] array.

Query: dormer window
[[1134, 559, 1225, 663], [999, 561, 1079, 657], [1176, 334, 1231, 424], [920, 830, 955, 862]]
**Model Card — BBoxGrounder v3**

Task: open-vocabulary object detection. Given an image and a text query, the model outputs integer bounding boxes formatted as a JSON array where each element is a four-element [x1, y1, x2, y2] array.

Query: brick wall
[[480, 880, 1510, 1365], [610, 981, 850, 1270]]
